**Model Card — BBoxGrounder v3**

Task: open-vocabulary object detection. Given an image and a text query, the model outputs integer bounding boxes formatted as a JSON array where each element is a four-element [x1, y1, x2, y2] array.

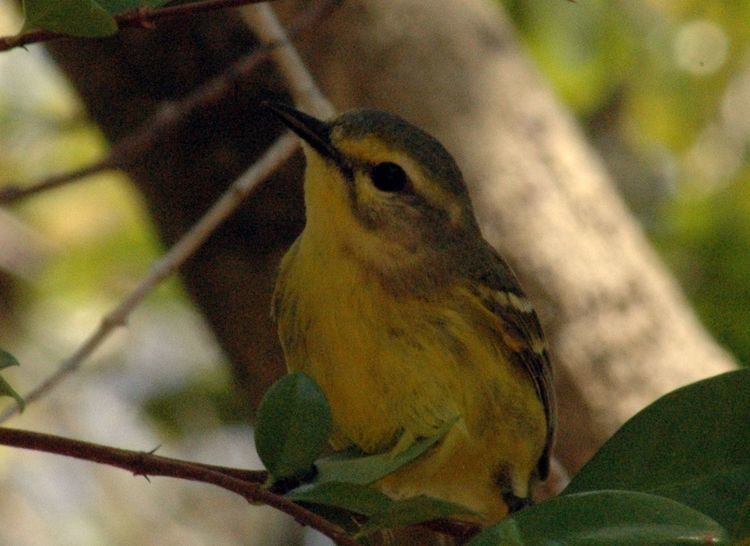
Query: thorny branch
[[0, 426, 482, 544], [0, 426, 358, 546], [0, 0, 274, 52]]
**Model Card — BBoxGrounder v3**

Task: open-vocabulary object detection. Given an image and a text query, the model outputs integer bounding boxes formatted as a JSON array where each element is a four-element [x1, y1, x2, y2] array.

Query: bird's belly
[[288, 284, 458, 452], [282, 276, 542, 443], [276, 252, 546, 521]]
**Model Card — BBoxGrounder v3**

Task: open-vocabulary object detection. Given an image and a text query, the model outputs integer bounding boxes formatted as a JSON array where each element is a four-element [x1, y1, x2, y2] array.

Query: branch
[[0, 426, 480, 543], [0, 426, 357, 546], [0, 133, 298, 422], [0, 0, 272, 52], [0, 161, 116, 203], [0, 0, 339, 204], [242, 3, 335, 118]]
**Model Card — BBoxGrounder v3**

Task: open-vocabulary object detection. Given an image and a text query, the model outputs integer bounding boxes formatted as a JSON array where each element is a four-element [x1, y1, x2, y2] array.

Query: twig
[[0, 161, 116, 203], [0, 426, 480, 543], [0, 426, 357, 546], [0, 133, 298, 422], [242, 3, 336, 118], [0, 0, 340, 204], [0, 0, 272, 52]]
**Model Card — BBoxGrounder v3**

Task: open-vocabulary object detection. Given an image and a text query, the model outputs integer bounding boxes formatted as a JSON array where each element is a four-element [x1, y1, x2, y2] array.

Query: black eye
[[370, 162, 408, 192]]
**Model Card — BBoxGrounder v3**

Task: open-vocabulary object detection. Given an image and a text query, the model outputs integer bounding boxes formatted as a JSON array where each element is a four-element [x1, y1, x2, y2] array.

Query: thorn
[[131, 469, 150, 482]]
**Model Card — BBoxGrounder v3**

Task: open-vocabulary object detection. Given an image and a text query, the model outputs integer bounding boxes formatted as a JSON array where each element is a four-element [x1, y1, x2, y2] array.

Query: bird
[[267, 102, 555, 524]]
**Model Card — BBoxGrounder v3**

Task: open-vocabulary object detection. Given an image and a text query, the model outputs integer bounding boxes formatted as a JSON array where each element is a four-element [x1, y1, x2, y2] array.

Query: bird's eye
[[370, 162, 408, 192]]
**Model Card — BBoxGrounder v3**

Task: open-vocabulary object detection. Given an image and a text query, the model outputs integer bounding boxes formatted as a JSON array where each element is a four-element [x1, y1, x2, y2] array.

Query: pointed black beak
[[265, 101, 340, 161]]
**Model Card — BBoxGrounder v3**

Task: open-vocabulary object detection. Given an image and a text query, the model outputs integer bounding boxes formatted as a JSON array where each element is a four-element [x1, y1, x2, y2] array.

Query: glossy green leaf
[[287, 482, 393, 516], [293, 503, 363, 535], [288, 481, 476, 530], [0, 350, 19, 370], [470, 522, 523, 546], [565, 369, 750, 533], [468, 491, 729, 546], [314, 418, 457, 485], [95, 0, 169, 15], [735, 493, 750, 541], [357, 495, 478, 536], [22, 0, 118, 37], [0, 350, 24, 412], [255, 372, 332, 481]]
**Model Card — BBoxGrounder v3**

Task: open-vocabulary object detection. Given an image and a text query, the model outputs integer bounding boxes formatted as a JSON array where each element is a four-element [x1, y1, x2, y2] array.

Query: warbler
[[268, 103, 555, 523]]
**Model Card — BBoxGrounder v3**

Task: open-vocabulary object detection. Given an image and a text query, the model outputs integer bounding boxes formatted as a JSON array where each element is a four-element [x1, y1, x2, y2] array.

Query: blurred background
[[504, 0, 750, 366], [0, 0, 747, 544]]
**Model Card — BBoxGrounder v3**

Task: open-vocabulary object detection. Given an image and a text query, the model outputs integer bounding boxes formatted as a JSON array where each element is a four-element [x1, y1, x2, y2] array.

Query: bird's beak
[[265, 101, 340, 161]]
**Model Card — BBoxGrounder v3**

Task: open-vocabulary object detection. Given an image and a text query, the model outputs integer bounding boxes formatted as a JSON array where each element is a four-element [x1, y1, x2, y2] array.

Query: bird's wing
[[467, 245, 556, 480]]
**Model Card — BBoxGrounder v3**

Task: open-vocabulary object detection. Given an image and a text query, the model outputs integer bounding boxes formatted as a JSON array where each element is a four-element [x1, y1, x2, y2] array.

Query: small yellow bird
[[268, 103, 555, 523]]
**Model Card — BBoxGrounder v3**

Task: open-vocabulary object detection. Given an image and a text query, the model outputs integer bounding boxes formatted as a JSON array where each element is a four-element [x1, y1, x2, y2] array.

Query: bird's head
[[267, 103, 481, 285]]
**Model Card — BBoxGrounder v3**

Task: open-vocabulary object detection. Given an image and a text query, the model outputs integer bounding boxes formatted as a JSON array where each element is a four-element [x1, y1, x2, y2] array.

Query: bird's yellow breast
[[273, 228, 546, 521]]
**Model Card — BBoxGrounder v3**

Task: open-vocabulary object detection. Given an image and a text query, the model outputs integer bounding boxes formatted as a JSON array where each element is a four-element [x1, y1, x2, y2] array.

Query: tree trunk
[[43, 0, 735, 480]]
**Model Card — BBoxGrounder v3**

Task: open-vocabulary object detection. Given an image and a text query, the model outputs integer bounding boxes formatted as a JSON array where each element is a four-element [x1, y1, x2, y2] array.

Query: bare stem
[[0, 425, 480, 543], [0, 426, 357, 546], [242, 3, 336, 118], [0, 0, 274, 52]]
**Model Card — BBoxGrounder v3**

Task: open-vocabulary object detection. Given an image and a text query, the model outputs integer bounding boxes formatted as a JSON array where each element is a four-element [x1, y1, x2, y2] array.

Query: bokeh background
[[0, 0, 747, 544]]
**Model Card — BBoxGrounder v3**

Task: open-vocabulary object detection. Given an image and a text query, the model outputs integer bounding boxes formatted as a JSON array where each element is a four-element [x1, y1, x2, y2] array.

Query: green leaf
[[288, 482, 476, 536], [292, 503, 364, 535], [314, 418, 457, 485], [0, 350, 20, 370], [255, 372, 332, 481], [470, 521, 524, 546], [0, 350, 24, 412], [22, 0, 117, 37], [735, 493, 750, 541], [0, 376, 24, 412], [468, 491, 729, 546], [357, 495, 478, 537], [564, 369, 750, 533], [95, 0, 169, 15], [287, 482, 394, 516]]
